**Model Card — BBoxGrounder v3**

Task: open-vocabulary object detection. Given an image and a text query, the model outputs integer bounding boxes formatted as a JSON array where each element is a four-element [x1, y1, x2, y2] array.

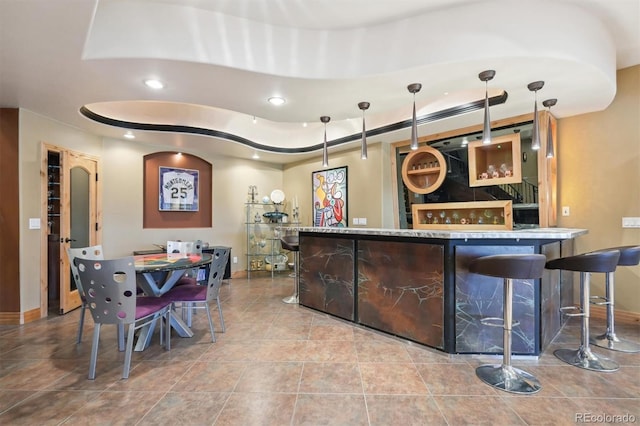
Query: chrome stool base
[[476, 364, 542, 394], [554, 347, 619, 372], [282, 294, 299, 304], [591, 333, 640, 353]]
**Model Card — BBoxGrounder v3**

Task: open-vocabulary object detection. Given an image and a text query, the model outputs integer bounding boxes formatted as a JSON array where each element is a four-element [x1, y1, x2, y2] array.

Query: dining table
[[133, 252, 213, 351]]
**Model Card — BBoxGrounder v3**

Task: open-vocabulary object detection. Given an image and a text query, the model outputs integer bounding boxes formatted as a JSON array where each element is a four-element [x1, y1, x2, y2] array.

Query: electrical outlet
[[232, 256, 238, 264], [562, 206, 570, 216], [353, 218, 359, 225], [360, 217, 367, 225]]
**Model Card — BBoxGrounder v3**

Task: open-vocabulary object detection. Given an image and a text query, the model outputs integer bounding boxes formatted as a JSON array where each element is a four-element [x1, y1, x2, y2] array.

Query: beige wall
[[100, 138, 283, 263], [283, 143, 386, 228], [557, 65, 640, 313]]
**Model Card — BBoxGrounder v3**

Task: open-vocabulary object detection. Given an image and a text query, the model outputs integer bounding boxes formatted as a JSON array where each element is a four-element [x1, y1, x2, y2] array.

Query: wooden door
[[41, 143, 101, 316], [58, 151, 99, 314]]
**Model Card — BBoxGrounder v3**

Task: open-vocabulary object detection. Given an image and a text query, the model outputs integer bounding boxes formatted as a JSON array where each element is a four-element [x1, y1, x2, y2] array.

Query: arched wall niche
[[143, 151, 212, 228]]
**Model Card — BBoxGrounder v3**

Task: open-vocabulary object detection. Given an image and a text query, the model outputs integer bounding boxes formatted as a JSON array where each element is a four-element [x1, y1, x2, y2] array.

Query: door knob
[[63, 237, 77, 243]]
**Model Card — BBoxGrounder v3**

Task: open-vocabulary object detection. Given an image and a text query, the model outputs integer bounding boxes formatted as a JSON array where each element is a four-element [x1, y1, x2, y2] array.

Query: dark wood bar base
[[298, 228, 584, 355]]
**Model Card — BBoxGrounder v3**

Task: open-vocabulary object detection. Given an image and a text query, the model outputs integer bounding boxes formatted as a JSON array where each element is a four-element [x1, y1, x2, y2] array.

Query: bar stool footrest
[[559, 306, 584, 317], [589, 295, 610, 306], [591, 334, 640, 353], [553, 348, 619, 372], [479, 317, 520, 328], [475, 364, 542, 394]]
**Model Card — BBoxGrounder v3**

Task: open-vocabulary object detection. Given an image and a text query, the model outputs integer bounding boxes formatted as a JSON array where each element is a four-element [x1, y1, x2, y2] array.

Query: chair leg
[[476, 278, 542, 394], [123, 324, 136, 379], [591, 271, 640, 353], [282, 251, 299, 304], [165, 308, 171, 351], [216, 297, 226, 333], [205, 303, 216, 343], [77, 303, 86, 344], [554, 272, 619, 372], [117, 324, 125, 352], [88, 323, 101, 380]]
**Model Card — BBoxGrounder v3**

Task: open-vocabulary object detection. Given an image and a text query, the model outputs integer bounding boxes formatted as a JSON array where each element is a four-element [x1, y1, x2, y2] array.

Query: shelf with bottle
[[412, 200, 513, 230], [401, 146, 447, 194], [468, 133, 522, 187]]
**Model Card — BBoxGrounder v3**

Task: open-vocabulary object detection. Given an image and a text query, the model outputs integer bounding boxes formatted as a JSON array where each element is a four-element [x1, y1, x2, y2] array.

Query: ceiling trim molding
[[80, 91, 507, 154]]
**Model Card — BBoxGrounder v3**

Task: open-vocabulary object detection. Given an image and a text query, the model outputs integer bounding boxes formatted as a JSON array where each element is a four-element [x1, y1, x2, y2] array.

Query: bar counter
[[296, 227, 587, 355]]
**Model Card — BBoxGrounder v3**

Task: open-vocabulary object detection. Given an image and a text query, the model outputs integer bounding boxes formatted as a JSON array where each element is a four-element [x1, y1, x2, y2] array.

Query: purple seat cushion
[[135, 297, 171, 320], [176, 276, 198, 286], [162, 284, 207, 303]]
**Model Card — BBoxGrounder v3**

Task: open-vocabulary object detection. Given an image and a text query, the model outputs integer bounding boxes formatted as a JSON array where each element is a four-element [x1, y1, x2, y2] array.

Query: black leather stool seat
[[280, 235, 299, 252], [545, 250, 620, 273], [469, 254, 546, 280], [610, 245, 640, 266]]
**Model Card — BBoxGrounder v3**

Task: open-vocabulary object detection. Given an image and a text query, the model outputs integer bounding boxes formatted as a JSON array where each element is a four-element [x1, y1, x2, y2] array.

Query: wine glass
[[426, 211, 433, 224], [439, 211, 446, 221], [452, 211, 460, 224], [469, 210, 476, 224]]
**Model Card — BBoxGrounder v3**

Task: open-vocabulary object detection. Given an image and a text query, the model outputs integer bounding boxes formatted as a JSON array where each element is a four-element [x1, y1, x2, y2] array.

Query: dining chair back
[[167, 240, 202, 255], [74, 256, 172, 379], [163, 246, 230, 342], [66, 245, 104, 344], [167, 240, 204, 285]]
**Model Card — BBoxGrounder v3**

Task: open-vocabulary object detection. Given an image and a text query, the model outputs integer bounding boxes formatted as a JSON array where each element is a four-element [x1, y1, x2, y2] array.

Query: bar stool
[[468, 253, 547, 394], [546, 250, 621, 372], [280, 235, 299, 304], [590, 245, 640, 352]]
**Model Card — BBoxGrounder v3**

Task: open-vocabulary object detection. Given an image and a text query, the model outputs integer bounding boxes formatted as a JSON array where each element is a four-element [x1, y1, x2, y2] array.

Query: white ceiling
[[1, 0, 638, 164]]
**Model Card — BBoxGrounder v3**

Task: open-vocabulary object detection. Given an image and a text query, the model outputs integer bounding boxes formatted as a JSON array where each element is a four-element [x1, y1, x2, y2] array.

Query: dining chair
[[162, 246, 230, 341], [66, 245, 122, 347], [167, 240, 203, 286], [74, 256, 172, 380]]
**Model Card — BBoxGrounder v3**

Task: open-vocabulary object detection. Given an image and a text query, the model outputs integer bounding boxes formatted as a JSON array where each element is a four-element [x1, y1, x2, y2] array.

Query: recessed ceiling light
[[252, 152, 260, 159], [268, 97, 285, 106], [144, 79, 164, 89], [302, 122, 308, 127], [124, 131, 135, 139]]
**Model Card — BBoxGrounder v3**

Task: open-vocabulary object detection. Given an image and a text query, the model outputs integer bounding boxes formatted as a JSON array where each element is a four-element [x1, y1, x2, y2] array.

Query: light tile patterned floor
[[0, 275, 638, 425]]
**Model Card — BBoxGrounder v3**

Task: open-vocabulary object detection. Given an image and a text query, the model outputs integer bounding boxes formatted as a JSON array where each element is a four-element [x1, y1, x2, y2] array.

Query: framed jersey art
[[159, 166, 199, 211]]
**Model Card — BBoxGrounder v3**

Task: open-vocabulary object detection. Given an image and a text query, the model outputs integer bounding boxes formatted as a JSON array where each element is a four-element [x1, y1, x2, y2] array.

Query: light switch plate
[[29, 218, 41, 229], [622, 217, 640, 228]]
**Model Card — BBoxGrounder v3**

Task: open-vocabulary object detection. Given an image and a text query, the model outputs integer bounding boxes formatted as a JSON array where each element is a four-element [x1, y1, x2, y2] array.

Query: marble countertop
[[295, 227, 588, 240]]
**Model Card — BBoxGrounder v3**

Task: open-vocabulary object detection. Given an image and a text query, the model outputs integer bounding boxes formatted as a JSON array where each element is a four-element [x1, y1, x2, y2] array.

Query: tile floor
[[0, 275, 638, 425]]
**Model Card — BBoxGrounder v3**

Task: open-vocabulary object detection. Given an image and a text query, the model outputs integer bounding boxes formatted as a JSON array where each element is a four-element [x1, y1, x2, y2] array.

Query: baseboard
[[23, 308, 41, 323], [231, 270, 248, 279], [590, 305, 640, 324], [0, 307, 41, 325]]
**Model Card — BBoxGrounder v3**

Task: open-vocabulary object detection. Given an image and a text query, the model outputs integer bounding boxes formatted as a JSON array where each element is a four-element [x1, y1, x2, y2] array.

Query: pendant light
[[543, 98, 557, 158], [407, 83, 422, 150], [358, 102, 370, 160], [320, 116, 330, 167], [478, 70, 495, 144], [527, 81, 544, 150]]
